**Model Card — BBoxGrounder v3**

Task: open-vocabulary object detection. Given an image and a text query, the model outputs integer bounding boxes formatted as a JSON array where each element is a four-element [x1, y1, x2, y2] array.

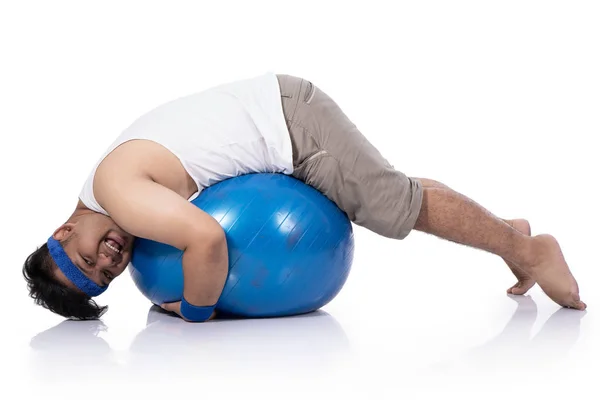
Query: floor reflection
[[134, 307, 351, 378], [29, 307, 352, 383], [28, 319, 118, 382], [428, 294, 586, 376]]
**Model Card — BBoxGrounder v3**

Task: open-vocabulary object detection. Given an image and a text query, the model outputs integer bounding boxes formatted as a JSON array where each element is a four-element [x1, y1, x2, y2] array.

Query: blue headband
[[47, 237, 108, 297]]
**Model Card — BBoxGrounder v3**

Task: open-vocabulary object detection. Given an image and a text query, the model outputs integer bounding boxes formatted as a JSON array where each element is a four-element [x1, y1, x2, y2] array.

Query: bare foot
[[525, 234, 586, 310], [503, 219, 536, 295]]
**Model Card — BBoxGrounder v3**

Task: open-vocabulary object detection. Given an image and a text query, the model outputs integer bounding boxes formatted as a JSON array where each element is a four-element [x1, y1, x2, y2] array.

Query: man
[[22, 73, 586, 323]]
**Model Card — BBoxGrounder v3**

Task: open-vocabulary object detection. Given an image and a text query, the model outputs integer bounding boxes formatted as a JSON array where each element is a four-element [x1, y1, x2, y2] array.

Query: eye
[[103, 271, 112, 280], [84, 258, 93, 266]]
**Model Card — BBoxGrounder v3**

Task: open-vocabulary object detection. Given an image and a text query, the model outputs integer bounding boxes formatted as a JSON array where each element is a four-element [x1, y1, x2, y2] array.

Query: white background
[[1, 1, 598, 398]]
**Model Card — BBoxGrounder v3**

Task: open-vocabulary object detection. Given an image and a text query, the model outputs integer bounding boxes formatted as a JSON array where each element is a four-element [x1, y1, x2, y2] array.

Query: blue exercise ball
[[129, 173, 355, 318]]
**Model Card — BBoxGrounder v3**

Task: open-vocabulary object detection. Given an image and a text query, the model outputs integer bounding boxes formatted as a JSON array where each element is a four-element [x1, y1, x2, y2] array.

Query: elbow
[[206, 228, 227, 251], [191, 225, 227, 255]]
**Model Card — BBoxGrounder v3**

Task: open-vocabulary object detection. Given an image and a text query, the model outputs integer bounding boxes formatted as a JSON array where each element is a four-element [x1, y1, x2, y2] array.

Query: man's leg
[[413, 178, 535, 295], [412, 177, 586, 310], [277, 75, 585, 311]]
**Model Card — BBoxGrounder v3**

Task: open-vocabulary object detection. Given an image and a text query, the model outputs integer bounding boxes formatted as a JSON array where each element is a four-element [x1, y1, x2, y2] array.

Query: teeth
[[105, 240, 122, 254]]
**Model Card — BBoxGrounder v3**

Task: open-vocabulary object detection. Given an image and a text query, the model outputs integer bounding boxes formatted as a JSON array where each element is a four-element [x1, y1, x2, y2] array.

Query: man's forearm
[[181, 232, 229, 307]]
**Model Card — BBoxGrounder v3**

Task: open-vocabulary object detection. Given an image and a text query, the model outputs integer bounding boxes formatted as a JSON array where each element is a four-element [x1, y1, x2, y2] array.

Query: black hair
[[22, 241, 108, 320]]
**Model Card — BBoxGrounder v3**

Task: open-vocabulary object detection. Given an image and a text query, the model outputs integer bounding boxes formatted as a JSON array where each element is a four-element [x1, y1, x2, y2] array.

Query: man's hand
[[161, 301, 218, 321]]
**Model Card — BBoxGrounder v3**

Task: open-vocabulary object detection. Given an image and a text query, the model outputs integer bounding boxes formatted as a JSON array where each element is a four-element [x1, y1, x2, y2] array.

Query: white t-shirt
[[78, 72, 293, 216]]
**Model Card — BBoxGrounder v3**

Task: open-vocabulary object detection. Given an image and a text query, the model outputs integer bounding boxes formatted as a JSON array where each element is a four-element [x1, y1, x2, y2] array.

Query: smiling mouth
[[104, 239, 123, 255]]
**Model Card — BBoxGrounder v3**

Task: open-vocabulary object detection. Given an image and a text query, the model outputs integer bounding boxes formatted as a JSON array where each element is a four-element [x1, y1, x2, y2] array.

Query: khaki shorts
[[276, 74, 423, 240]]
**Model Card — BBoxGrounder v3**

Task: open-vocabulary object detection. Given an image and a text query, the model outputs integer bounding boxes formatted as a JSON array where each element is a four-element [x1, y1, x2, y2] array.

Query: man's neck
[[71, 199, 95, 219]]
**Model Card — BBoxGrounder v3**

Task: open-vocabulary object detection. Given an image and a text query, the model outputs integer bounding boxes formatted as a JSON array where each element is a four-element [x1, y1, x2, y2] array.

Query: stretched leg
[[276, 75, 585, 310], [413, 178, 535, 295], [412, 177, 586, 310]]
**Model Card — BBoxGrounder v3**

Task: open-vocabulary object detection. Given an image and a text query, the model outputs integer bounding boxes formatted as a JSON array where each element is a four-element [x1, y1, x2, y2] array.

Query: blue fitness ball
[[129, 173, 355, 318]]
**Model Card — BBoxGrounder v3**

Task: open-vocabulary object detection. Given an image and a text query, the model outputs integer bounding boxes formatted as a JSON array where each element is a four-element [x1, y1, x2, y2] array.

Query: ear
[[52, 222, 76, 241]]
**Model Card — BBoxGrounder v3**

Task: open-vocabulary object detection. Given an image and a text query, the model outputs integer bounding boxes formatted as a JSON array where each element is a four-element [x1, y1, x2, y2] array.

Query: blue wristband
[[180, 297, 216, 322]]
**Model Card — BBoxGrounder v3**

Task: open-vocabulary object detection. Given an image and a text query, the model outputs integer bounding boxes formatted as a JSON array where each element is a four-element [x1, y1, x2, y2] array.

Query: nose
[[99, 251, 119, 267]]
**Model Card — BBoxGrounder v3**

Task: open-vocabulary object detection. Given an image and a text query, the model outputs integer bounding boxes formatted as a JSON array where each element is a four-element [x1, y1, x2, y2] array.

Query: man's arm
[[96, 177, 228, 319]]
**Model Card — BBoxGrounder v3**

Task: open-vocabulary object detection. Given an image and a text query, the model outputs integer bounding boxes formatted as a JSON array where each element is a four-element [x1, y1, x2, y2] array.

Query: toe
[[507, 283, 520, 294], [565, 300, 587, 311], [511, 287, 527, 295], [571, 292, 586, 310], [508, 280, 535, 295]]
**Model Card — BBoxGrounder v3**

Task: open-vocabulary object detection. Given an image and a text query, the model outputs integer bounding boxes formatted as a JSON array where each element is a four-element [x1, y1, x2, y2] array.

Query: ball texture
[[129, 173, 355, 317]]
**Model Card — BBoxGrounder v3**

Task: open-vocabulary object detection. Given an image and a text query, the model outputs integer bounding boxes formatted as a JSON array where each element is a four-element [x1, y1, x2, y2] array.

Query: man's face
[[52, 214, 136, 290]]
